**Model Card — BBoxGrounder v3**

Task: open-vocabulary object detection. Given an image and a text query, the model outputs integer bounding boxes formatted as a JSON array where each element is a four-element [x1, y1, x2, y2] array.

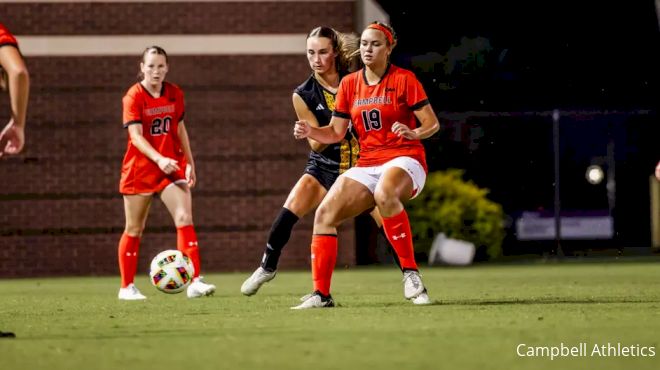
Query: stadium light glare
[[586, 165, 604, 185]]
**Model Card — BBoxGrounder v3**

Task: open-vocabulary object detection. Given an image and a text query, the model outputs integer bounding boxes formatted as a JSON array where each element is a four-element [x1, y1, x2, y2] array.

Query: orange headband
[[367, 23, 394, 45]]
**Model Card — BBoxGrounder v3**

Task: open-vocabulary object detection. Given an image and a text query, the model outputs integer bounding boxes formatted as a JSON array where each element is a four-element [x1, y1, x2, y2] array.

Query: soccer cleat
[[299, 292, 314, 302], [291, 291, 335, 310], [411, 289, 432, 305], [187, 276, 216, 298], [118, 283, 147, 300], [240, 267, 277, 296], [402, 270, 425, 299]]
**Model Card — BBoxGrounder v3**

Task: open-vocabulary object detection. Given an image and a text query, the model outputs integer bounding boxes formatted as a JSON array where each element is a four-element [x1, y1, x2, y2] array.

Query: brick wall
[[1, 2, 355, 35], [0, 1, 358, 277]]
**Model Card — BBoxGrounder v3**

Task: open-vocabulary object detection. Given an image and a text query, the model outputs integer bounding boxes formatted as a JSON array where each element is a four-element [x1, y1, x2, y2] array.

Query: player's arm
[[0, 45, 29, 129], [127, 124, 180, 175], [412, 104, 440, 139], [392, 105, 439, 140], [292, 93, 327, 152], [293, 115, 349, 144], [0, 45, 30, 156], [393, 74, 440, 140], [177, 121, 196, 188]]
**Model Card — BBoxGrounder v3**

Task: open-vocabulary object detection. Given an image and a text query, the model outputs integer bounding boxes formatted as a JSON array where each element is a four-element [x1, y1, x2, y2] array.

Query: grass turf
[[1, 261, 659, 370]]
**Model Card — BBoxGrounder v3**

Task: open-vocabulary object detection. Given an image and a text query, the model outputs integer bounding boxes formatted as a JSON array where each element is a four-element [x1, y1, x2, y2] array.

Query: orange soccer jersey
[[119, 82, 187, 194], [333, 64, 429, 171], [0, 23, 18, 48]]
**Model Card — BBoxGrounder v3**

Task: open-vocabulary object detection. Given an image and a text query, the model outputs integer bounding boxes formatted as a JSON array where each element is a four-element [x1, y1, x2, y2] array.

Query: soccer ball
[[149, 250, 195, 294]]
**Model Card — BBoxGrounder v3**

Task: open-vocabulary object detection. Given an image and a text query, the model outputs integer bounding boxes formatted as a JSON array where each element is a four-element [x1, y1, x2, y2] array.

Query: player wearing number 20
[[116, 46, 215, 300]]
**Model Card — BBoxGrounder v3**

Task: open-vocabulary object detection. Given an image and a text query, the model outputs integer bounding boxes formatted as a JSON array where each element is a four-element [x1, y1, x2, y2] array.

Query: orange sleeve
[[0, 23, 18, 47], [333, 76, 352, 119], [122, 89, 142, 128], [405, 73, 430, 111]]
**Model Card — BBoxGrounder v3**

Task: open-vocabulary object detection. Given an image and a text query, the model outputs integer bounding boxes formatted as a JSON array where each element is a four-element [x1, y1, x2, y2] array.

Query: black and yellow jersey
[[294, 74, 359, 175]]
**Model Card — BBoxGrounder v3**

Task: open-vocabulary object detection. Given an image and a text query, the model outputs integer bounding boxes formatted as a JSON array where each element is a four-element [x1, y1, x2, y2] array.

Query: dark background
[[377, 0, 658, 111], [369, 0, 659, 256]]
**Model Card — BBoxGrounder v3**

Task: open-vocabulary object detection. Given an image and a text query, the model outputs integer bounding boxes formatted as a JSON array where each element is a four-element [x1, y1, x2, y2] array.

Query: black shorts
[[304, 162, 339, 191]]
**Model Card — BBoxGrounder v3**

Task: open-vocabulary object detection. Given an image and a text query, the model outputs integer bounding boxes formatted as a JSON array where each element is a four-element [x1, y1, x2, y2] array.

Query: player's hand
[[0, 119, 25, 157], [186, 163, 196, 188], [294, 120, 311, 139], [392, 121, 418, 140], [655, 161, 660, 181], [156, 157, 180, 174]]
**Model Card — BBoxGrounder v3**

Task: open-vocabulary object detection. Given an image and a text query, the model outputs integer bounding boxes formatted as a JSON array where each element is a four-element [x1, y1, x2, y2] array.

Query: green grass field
[[1, 261, 659, 370]]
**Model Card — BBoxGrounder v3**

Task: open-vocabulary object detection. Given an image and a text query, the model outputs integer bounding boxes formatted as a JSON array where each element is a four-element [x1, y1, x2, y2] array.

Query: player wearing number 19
[[292, 22, 440, 308], [117, 46, 215, 300]]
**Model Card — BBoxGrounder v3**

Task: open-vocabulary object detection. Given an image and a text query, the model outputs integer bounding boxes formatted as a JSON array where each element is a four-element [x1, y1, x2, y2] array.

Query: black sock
[[261, 208, 299, 271], [379, 227, 404, 272]]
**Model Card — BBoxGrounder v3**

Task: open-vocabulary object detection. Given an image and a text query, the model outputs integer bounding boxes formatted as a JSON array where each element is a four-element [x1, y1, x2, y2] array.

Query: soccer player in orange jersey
[[293, 22, 440, 309], [0, 23, 29, 337], [0, 23, 29, 158], [117, 46, 215, 300]]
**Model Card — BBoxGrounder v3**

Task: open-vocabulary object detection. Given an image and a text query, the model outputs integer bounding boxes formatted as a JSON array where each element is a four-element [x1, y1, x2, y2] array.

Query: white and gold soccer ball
[[149, 250, 195, 294]]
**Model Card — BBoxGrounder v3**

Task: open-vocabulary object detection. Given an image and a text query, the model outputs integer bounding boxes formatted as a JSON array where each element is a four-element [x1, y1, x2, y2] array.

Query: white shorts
[[340, 156, 427, 199]]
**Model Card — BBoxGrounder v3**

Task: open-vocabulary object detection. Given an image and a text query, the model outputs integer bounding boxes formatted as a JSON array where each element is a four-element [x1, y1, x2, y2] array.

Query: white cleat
[[240, 267, 276, 296], [402, 270, 426, 299], [291, 291, 335, 310], [412, 290, 432, 305], [118, 283, 147, 300], [187, 276, 216, 298]]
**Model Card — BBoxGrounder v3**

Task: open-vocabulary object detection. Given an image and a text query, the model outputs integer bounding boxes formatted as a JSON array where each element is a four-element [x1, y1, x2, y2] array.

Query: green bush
[[407, 169, 505, 260]]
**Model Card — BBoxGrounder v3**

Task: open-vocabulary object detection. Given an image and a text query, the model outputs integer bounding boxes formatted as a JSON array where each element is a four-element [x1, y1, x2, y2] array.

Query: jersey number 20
[[151, 116, 172, 136]]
